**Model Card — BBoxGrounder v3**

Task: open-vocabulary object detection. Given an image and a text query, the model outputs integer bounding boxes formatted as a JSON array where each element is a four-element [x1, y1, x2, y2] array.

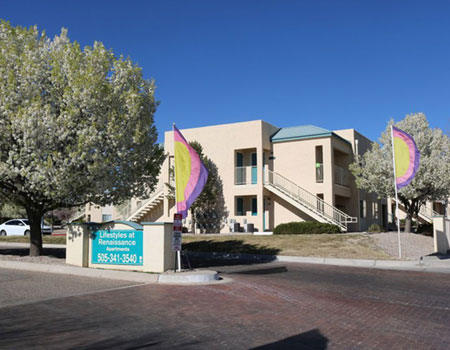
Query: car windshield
[[22, 220, 30, 225]]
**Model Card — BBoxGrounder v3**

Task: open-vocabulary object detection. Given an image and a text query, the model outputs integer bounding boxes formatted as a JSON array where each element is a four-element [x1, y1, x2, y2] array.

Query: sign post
[[172, 213, 182, 271]]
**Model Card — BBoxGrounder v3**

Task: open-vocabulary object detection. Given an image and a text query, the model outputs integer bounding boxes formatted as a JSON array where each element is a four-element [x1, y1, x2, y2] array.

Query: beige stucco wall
[[333, 129, 387, 231], [160, 120, 279, 232], [83, 120, 387, 233]]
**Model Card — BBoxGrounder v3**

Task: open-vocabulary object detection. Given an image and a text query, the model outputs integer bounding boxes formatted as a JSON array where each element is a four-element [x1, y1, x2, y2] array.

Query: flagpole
[[391, 125, 402, 259], [173, 123, 182, 272]]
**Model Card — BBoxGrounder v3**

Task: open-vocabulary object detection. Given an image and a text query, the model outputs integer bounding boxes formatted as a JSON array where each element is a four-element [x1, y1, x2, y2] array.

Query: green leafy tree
[[189, 141, 228, 233], [350, 113, 450, 232], [0, 21, 165, 255]]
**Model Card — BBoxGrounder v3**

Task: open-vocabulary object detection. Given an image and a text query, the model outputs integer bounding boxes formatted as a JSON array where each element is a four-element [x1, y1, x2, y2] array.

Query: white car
[[0, 219, 53, 236]]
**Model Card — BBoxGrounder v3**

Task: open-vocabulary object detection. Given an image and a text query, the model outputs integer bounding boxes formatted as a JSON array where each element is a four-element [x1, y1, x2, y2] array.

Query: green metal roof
[[271, 125, 333, 142]]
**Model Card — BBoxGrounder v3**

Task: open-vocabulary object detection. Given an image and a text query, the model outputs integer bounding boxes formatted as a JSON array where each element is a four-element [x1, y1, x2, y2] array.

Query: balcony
[[334, 166, 350, 187], [235, 166, 257, 185]]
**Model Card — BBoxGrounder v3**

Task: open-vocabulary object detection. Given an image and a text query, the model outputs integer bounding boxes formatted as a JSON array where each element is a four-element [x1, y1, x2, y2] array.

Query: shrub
[[368, 224, 383, 233], [273, 222, 341, 234], [416, 223, 433, 235]]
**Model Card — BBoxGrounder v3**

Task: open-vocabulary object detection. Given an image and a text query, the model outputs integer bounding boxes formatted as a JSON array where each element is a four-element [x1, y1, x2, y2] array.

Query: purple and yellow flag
[[392, 126, 420, 189], [173, 125, 208, 218]]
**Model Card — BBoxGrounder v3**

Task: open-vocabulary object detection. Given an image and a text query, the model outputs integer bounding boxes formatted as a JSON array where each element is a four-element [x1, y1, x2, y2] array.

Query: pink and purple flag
[[392, 126, 420, 189], [173, 125, 208, 218]]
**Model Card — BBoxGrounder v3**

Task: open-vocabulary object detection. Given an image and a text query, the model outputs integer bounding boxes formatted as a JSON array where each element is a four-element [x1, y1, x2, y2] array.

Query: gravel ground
[[368, 231, 434, 259], [0, 247, 66, 265]]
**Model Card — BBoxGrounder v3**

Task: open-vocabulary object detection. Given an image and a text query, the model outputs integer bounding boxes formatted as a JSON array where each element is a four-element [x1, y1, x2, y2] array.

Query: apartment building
[[78, 120, 388, 232]]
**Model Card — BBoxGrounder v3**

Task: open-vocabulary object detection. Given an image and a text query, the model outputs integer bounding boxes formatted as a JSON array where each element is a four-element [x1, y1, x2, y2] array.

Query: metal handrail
[[392, 199, 440, 221], [334, 165, 350, 187], [116, 199, 133, 220], [119, 185, 165, 221], [418, 205, 440, 219], [69, 206, 86, 222], [264, 170, 357, 228], [235, 166, 247, 185]]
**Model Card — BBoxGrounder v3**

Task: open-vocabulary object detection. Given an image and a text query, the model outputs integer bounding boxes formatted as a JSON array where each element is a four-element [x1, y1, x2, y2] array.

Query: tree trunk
[[25, 208, 44, 256], [190, 208, 196, 234], [404, 216, 412, 233]]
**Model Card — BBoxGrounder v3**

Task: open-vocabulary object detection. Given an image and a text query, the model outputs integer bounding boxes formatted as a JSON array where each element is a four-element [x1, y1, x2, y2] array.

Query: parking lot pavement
[[1, 262, 450, 349], [0, 268, 140, 308]]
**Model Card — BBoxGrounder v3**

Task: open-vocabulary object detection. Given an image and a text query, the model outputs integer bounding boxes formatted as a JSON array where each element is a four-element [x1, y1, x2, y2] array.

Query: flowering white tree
[[0, 21, 165, 255], [350, 113, 450, 232]]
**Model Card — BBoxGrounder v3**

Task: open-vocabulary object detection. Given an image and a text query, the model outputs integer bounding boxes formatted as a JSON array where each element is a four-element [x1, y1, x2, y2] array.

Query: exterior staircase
[[69, 206, 86, 223], [393, 199, 439, 223], [264, 170, 357, 232], [118, 186, 165, 222]]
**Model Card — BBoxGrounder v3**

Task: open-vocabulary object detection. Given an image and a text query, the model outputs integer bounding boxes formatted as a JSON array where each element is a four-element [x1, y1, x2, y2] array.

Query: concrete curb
[[277, 256, 450, 273], [186, 251, 450, 274], [0, 260, 223, 284], [158, 270, 220, 284], [1, 243, 449, 279]]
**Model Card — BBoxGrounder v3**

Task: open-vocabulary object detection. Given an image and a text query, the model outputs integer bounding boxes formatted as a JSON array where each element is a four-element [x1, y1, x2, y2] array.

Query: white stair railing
[[418, 205, 439, 221], [264, 170, 357, 229], [116, 199, 133, 221], [69, 206, 86, 222], [118, 185, 165, 221], [392, 199, 439, 223]]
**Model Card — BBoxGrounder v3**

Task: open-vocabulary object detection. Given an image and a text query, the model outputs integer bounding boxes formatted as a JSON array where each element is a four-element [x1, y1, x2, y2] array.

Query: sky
[[2, 0, 450, 142]]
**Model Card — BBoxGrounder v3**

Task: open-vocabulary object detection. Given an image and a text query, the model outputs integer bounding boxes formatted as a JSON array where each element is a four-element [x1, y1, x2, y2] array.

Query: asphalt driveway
[[1, 262, 450, 349]]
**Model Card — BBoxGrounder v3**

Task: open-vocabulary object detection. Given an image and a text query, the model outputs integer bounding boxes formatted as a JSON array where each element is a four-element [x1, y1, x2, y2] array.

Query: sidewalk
[[0, 242, 222, 284], [1, 243, 449, 283]]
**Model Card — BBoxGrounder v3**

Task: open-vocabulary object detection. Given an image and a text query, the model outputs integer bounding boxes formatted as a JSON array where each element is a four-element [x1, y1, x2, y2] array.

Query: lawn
[[182, 234, 392, 260]]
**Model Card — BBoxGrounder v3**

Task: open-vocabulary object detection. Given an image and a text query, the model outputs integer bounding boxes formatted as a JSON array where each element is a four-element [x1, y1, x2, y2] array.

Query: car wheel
[[24, 230, 30, 236], [0, 230, 6, 236]]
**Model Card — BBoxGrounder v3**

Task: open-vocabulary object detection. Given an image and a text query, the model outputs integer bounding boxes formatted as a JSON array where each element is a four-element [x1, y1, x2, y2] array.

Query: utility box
[[66, 221, 175, 273]]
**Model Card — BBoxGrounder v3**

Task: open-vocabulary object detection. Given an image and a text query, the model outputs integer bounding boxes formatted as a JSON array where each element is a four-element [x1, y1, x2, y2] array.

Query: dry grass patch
[[0, 235, 66, 245], [182, 234, 392, 260]]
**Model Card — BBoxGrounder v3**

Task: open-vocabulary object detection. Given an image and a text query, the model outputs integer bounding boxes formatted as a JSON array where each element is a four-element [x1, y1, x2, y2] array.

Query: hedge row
[[273, 221, 341, 234]]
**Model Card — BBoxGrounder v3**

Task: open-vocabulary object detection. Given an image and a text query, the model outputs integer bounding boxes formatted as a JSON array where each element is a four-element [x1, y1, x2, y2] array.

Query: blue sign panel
[[91, 229, 143, 265]]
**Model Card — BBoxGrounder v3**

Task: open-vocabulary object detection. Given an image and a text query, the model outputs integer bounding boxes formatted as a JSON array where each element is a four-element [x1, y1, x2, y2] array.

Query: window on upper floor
[[315, 146, 323, 183]]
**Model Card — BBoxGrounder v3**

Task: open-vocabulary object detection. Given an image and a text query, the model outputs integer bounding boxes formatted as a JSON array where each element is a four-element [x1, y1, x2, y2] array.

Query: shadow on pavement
[[231, 266, 288, 275], [182, 239, 280, 269], [251, 328, 328, 350], [184, 251, 278, 269], [425, 252, 450, 260], [183, 239, 280, 255], [0, 247, 65, 259]]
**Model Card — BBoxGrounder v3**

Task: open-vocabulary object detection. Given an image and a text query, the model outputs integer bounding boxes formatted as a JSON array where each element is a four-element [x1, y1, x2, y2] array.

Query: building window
[[236, 197, 244, 216], [315, 146, 323, 183], [102, 214, 112, 222], [360, 200, 366, 218], [251, 153, 257, 184], [252, 198, 257, 216]]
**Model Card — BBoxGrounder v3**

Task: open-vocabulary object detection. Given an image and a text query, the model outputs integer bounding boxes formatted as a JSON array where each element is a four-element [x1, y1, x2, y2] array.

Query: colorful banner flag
[[392, 126, 420, 189], [173, 125, 209, 218]]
